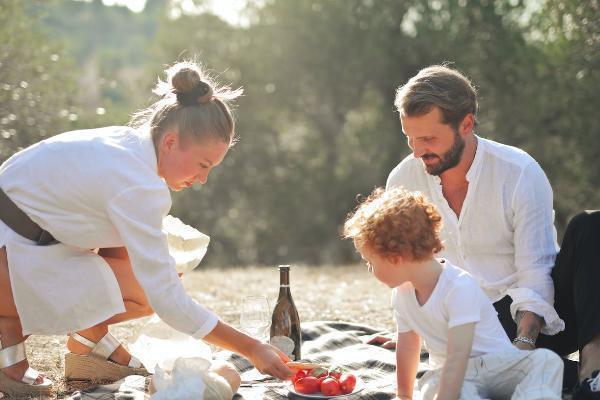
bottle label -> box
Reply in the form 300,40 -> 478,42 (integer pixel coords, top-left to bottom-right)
269,335 -> 296,360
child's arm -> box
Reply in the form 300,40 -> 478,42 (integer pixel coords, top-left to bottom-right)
435,322 -> 475,400
396,330 -> 421,400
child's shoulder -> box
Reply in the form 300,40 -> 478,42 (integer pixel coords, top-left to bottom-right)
441,260 -> 480,290
390,282 -> 416,306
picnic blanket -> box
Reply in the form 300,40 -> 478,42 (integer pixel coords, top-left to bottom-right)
68,321 -> 430,399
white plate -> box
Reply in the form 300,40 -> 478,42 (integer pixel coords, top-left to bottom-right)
288,377 -> 364,399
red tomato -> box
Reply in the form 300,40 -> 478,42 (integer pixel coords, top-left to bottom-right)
320,377 -> 341,396
339,373 -> 357,394
330,372 -> 342,380
292,370 -> 306,383
294,376 -> 320,394
317,375 -> 326,387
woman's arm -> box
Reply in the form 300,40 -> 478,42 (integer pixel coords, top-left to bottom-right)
203,320 -> 294,380
396,330 -> 421,400
435,323 -> 475,400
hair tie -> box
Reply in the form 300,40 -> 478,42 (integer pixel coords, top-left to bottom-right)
176,81 -> 213,106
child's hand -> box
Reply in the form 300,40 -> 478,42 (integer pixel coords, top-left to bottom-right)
247,342 -> 295,380
364,334 -> 397,349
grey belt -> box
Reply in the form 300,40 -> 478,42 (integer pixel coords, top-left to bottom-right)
0,188 -> 57,245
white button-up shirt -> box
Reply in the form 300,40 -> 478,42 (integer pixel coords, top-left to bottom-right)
386,136 -> 564,335
0,126 -> 219,337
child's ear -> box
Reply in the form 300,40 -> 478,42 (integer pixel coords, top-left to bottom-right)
386,253 -> 403,266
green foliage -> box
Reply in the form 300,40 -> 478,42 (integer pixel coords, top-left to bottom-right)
0,0 -> 77,162
160,0 -> 599,266
4,0 -> 598,266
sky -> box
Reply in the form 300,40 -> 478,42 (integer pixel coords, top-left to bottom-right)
99,0 -> 246,24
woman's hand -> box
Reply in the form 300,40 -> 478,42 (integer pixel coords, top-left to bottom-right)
246,341 -> 294,380
202,321 -> 294,380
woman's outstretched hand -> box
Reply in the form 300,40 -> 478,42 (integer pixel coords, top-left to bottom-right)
202,320 -> 294,380
247,341 -> 294,380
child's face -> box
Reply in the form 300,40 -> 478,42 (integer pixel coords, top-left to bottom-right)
354,240 -> 405,288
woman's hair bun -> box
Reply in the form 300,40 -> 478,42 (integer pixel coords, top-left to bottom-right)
166,63 -> 214,106
176,80 -> 214,106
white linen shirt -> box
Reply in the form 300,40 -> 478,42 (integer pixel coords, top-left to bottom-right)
0,126 -> 219,337
392,260 -> 516,368
386,136 -> 564,335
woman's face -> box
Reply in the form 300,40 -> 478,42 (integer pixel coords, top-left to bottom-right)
157,132 -> 230,191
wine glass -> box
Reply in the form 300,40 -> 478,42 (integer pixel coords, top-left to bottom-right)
240,295 -> 271,342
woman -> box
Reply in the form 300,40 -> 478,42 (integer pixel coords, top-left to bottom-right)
0,60 -> 293,397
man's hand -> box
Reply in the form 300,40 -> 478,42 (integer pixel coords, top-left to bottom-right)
365,334 -> 397,349
513,339 -> 536,351
514,310 -> 544,350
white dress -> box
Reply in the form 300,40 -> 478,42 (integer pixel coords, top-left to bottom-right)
0,126 -> 218,337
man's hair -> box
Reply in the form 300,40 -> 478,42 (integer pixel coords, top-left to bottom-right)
395,65 -> 478,130
343,187 -> 443,261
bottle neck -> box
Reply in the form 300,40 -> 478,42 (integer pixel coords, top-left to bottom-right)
278,268 -> 290,297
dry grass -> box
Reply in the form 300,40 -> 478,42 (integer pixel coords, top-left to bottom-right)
14,264 -> 394,399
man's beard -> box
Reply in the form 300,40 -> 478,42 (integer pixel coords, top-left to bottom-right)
422,132 -> 465,176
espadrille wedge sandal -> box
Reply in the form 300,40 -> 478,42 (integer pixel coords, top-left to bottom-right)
0,339 -> 53,396
65,331 -> 148,382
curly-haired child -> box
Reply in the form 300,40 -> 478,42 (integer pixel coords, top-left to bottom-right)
344,187 -> 563,400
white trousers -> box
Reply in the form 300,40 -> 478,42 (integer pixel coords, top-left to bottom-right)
418,349 -> 563,400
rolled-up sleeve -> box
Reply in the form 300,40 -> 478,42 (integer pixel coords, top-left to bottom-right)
107,185 -> 219,338
509,162 -> 563,335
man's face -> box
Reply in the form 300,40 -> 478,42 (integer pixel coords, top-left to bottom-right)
401,107 -> 466,176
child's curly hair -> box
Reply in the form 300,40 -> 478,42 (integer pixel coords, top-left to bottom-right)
343,187 -> 444,261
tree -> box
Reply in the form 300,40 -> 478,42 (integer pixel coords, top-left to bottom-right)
0,0 -> 77,162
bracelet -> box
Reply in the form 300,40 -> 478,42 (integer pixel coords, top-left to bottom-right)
512,336 -> 536,346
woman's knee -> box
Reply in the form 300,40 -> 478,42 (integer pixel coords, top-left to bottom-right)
125,300 -> 154,317
0,246 -> 18,317
567,210 -> 600,235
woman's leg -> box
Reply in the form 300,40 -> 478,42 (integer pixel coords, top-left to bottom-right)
0,246 -> 45,384
552,210 -> 600,381
66,247 -> 154,365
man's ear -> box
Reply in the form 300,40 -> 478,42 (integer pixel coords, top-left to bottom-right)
460,113 -> 475,135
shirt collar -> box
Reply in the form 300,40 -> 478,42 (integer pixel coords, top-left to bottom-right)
466,135 -> 484,183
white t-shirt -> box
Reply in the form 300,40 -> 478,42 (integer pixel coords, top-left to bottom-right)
386,136 -> 563,335
0,126 -> 219,337
392,260 -> 517,368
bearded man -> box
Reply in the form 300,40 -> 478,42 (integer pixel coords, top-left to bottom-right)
383,65 -> 600,399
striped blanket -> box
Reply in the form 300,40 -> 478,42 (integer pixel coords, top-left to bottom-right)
69,321 -> 430,399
